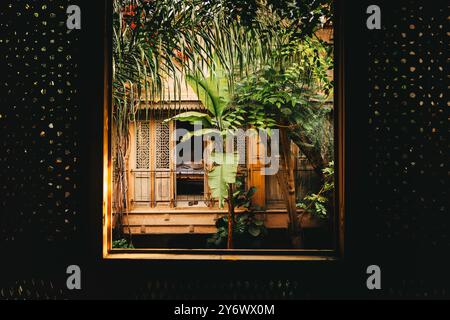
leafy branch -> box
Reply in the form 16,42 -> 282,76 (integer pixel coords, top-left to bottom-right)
297,161 -> 334,218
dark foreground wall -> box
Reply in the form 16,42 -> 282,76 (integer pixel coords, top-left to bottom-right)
0,0 -> 448,299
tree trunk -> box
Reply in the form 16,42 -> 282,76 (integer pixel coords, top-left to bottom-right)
227,184 -> 234,249
278,128 -> 303,248
290,130 -> 326,182
113,140 -> 127,238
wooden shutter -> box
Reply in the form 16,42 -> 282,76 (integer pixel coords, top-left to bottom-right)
247,131 -> 266,209
154,120 -> 173,206
134,121 -> 151,203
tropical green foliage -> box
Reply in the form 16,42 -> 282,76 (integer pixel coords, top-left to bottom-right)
297,161 -> 334,218
207,183 -> 266,248
111,0 -> 334,245
113,0 -> 332,116
207,213 -> 267,248
232,183 -> 258,210
112,238 -> 135,249
166,61 -> 242,208
208,153 -> 239,208
232,36 -> 334,177
168,59 -> 244,132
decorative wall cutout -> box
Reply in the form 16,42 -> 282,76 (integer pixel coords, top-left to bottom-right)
0,0 -> 81,243
367,1 -> 448,297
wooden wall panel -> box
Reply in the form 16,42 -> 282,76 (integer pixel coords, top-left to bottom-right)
247,131 -> 266,209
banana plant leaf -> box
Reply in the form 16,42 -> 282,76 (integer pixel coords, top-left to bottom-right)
208,152 -> 239,208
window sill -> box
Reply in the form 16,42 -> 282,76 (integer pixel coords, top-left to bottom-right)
104,249 -> 338,261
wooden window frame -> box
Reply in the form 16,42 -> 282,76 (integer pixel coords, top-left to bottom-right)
130,118 -> 210,209
102,1 -> 345,261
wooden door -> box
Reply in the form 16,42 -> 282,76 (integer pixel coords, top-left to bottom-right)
133,121 -> 152,205
154,119 -> 173,207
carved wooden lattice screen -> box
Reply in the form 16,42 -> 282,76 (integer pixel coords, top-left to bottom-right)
154,120 -> 172,205
135,122 -> 151,170
134,121 -> 151,203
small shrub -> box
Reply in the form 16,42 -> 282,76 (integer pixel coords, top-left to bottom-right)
207,182 -> 267,248
112,238 -> 134,249
297,161 -> 334,218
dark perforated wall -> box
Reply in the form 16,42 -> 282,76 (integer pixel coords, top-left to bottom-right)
0,0 -> 81,244
367,0 -> 449,298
